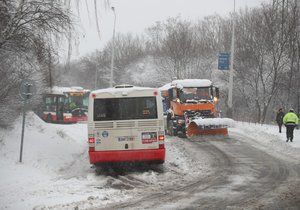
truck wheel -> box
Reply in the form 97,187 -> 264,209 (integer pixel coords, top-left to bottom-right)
178,132 -> 187,138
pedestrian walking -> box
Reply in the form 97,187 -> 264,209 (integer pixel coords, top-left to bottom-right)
276,108 -> 284,133
283,109 -> 299,142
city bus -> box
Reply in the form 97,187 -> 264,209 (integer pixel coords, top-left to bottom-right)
88,85 -> 165,166
41,86 -> 90,123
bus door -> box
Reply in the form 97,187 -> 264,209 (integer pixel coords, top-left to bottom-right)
56,95 -> 65,121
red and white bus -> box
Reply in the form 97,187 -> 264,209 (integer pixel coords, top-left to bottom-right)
88,85 -> 165,165
42,86 -> 90,123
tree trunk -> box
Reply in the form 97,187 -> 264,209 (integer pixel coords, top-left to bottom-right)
48,48 -> 53,89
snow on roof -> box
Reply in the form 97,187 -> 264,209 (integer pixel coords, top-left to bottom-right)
92,85 -> 156,95
159,83 -> 172,91
51,86 -> 87,95
171,79 -> 212,88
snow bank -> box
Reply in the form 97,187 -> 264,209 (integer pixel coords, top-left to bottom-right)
0,112 -> 86,174
2,112 -> 298,209
0,112 -> 210,210
230,122 -> 300,161
232,122 -> 300,148
0,112 -> 127,210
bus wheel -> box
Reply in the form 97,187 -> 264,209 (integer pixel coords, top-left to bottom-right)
149,161 -> 164,173
47,114 -> 52,123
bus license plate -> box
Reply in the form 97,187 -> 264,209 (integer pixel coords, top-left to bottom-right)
142,132 -> 157,144
142,134 -> 151,139
118,137 -> 134,141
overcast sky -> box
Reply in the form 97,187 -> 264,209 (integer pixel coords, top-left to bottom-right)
62,0 -> 269,61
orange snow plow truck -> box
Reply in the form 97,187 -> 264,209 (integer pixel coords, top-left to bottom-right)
160,79 -> 232,138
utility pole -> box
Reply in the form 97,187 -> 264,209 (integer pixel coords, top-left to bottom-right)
95,68 -> 98,89
110,6 -> 116,88
227,0 -> 235,118
296,0 -> 300,116
48,46 -> 53,89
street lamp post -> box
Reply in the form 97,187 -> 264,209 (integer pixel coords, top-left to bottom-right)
110,6 -> 116,88
227,0 -> 235,118
95,68 -> 98,89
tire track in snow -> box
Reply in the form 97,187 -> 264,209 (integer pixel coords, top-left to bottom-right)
98,137 -> 234,209
99,134 -> 300,209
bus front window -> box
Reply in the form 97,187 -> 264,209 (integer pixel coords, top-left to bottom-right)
68,95 -> 83,110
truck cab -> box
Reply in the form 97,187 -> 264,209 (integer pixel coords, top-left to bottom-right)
161,79 -> 220,137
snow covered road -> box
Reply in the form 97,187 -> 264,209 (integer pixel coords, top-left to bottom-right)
102,134 -> 300,209
0,113 -> 300,209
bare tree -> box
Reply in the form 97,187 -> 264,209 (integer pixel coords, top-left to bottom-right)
147,17 -> 198,80
233,1 -> 299,123
0,0 -> 71,127
101,33 -> 145,85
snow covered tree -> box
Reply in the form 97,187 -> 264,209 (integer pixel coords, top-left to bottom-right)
147,17 -> 199,80
0,0 -> 71,127
234,1 -> 300,122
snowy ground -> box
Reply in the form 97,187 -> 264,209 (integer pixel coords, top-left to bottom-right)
0,113 -> 210,209
231,121 -> 300,162
233,121 -> 300,148
0,113 -> 299,209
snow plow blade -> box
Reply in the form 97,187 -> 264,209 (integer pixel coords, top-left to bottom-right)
186,118 -> 234,138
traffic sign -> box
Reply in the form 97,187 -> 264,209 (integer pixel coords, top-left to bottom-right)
218,53 -> 230,70
19,79 -> 36,163
20,79 -> 36,100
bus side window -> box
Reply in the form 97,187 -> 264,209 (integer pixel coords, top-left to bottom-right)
45,96 -> 55,112
145,98 -> 155,108
45,97 -> 50,111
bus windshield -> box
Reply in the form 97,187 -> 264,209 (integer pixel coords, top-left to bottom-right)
94,97 -> 157,121
179,87 -> 212,101
44,95 -> 65,112
65,94 -> 89,110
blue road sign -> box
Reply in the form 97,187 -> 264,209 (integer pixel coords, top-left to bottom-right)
218,53 -> 230,70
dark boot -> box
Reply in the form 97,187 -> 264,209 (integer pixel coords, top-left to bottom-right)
279,125 -> 282,133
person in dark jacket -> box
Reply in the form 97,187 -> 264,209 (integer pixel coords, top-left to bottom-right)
276,108 -> 284,133
283,109 -> 299,142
